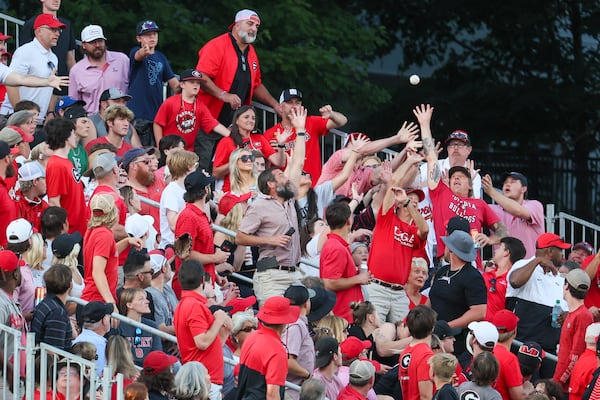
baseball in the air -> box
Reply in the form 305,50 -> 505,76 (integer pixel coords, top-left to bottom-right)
409,74 -> 420,85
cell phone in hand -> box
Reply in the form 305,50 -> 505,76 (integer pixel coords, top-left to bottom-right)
285,227 -> 295,236
220,239 -> 235,253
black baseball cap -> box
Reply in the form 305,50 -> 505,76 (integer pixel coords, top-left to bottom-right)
82,301 -> 114,323
284,284 -> 316,306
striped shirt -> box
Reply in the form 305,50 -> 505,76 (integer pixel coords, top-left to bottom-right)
31,294 -> 72,350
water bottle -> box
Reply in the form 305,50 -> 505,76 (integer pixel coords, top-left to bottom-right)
551,300 -> 562,328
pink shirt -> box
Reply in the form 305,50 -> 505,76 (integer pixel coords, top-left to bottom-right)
69,50 -> 129,113
489,200 -> 544,259
317,149 -> 374,198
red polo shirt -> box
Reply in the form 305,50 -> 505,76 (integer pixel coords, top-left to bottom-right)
173,290 -> 224,384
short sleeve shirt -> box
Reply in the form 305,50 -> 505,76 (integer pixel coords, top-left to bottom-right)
399,342 -> 434,400
46,155 -> 87,235
81,226 -> 118,302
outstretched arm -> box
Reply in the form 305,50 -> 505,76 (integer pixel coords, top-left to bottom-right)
5,70 -> 68,90
381,153 -> 423,215
319,104 -> 348,129
482,174 -> 532,220
413,104 -> 440,191
287,107 -> 308,189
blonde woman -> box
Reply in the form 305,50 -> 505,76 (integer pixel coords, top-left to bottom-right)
314,315 -> 349,344
81,194 -> 142,313
52,232 -> 85,315
228,148 -> 258,196
405,257 -> 430,309
107,335 -> 140,398
26,233 -> 47,289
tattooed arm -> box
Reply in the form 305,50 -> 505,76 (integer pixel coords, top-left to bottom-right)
412,104 -> 440,190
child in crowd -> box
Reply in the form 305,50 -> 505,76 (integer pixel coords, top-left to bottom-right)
429,353 -> 459,400
457,351 -> 501,400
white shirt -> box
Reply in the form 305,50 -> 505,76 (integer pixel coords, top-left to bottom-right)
506,256 -> 566,308
159,181 -> 186,248
0,38 -> 57,119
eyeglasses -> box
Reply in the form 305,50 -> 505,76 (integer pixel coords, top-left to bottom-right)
41,26 -> 62,34
489,278 -> 497,293
139,270 -> 153,276
447,142 -> 468,149
239,154 -> 255,163
47,61 -> 56,70
134,158 -> 152,165
58,369 -> 79,377
239,326 -> 256,333
363,164 -> 381,169
134,328 -> 142,345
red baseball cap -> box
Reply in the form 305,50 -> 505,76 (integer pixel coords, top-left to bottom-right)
228,295 -> 257,315
34,14 -> 66,30
340,336 -> 372,360
218,192 -> 251,216
0,250 -> 19,273
536,233 -> 571,250
0,33 -> 11,41
492,309 -> 519,333
142,351 -> 177,375
405,188 -> 425,202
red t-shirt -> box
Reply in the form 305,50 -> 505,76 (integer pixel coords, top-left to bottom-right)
46,155 -> 88,235
196,33 -> 262,119
582,255 -> 600,313
320,233 -> 364,323
337,385 -> 367,400
553,304 -> 594,390
429,182 -> 499,269
408,294 -> 429,310
135,179 -> 165,232
368,207 -> 423,285
213,134 -> 277,192
154,94 -> 219,151
399,342 -> 434,400
173,290 -> 224,384
81,226 -> 118,302
91,185 -> 127,225
172,203 -> 216,297
14,190 -> 48,234
569,348 -> 597,399
263,116 -> 329,185
493,344 -> 523,399
85,136 -> 132,158
483,270 -> 508,321
0,177 -> 16,246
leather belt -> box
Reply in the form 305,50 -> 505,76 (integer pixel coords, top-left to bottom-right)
256,264 -> 297,272
372,278 -> 404,291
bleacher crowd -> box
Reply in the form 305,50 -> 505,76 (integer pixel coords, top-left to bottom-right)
1,4 -> 600,400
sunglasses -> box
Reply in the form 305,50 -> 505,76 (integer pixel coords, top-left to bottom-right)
134,327 -> 142,345
134,158 -> 152,165
239,154 -> 255,163
239,326 -> 256,333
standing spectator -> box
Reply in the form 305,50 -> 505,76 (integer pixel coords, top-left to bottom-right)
117,251 -> 155,320
282,284 -> 317,398
88,88 -> 141,146
172,171 -> 229,296
0,251 -> 25,366
338,359 -> 376,400
55,96 -> 85,118
457,352 -> 502,400
15,161 -> 47,233
195,9 -> 281,171
312,337 -> 345,400
406,258 -> 431,309
483,172 -> 544,258
483,237 -> 526,321
320,202 -> 368,323
19,0 -> 77,97
236,296 -> 300,400
51,232 -> 85,310
366,153 -> 428,323
31,264 -> 73,350
569,242 -> 594,265
7,218 -> 36,321
0,141 -> 16,247
236,167 -> 301,306
153,69 -> 229,152
263,88 -> 347,184
85,104 -> 134,157
40,206 -> 68,268
569,323 -> 600,400
173,259 -> 233,400
69,25 -> 129,113
64,105 -> 91,176
118,288 -> 163,366
398,305 -> 436,400
491,310 -> 525,400
553,269 -> 593,392
429,353 -> 459,400
72,301 -> 113,376
128,20 -> 179,145
0,14 -> 64,119
428,230 -> 487,365
507,233 -> 570,366
45,118 -> 87,234
137,350 -> 178,400
416,103 -> 507,269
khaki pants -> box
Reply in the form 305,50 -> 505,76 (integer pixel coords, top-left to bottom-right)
366,282 -> 410,323
253,269 -> 301,307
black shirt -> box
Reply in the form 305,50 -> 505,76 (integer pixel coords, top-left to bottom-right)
217,34 -> 252,125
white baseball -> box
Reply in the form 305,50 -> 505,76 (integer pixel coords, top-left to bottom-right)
409,74 -> 420,85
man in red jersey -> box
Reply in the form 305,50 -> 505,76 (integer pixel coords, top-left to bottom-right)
491,310 -> 525,400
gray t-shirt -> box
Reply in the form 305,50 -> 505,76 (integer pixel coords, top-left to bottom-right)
457,381 -> 502,400
145,285 -> 178,327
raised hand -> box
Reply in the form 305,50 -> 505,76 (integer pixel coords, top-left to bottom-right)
290,106 -> 308,132
396,121 -> 420,143
349,134 -> 370,153
412,104 -> 434,125
319,104 -> 333,119
47,70 -> 69,90
466,159 -> 480,180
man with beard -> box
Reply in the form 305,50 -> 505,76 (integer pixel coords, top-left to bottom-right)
85,104 -> 134,157
15,161 -> 48,233
237,167 -> 301,306
174,172 -> 230,292
507,232 -> 570,377
45,118 -> 87,235
195,9 -> 281,172
0,141 -> 17,246
69,25 -> 129,114
122,147 -> 165,232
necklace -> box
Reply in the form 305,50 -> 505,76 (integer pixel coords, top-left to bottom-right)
439,266 -> 463,284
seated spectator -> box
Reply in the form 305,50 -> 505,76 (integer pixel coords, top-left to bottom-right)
118,287 -> 162,366
15,161 -> 48,233
299,218 -> 330,278
7,218 -> 36,321
40,206 -> 68,268
559,260 -> 581,276
406,257 -> 430,309
155,134 -> 185,183
124,382 -> 149,400
534,379 -> 563,400
0,125 -> 33,190
72,301 -> 113,376
64,106 -> 92,176
429,353 -> 459,400
51,232 -> 84,314
312,337 -> 344,400
568,242 -> 594,265
517,342 -> 544,396
229,312 -> 258,359
350,242 -> 368,274
40,359 -> 89,400
457,351 -> 502,400
491,310 -> 525,400
106,334 -> 140,395
314,315 -> 349,344
30,264 -> 73,350
117,249 -> 155,319
299,379 -> 326,400
173,361 -> 210,400
137,350 -> 178,400
30,141 -> 52,169
227,148 -> 258,196
26,233 -> 46,290
337,359 -> 376,400
347,301 -> 380,360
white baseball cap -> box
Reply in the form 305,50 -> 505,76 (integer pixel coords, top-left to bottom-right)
18,161 -> 45,182
81,25 -> 107,43
6,218 -> 33,244
228,9 -> 260,30
466,321 -> 498,354
125,213 -> 154,239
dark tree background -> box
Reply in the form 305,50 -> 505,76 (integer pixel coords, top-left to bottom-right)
4,0 -> 600,221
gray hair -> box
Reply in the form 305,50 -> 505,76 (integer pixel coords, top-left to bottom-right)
7,110 -> 35,127
174,361 -> 209,400
232,312 -> 258,335
299,379 -> 326,400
